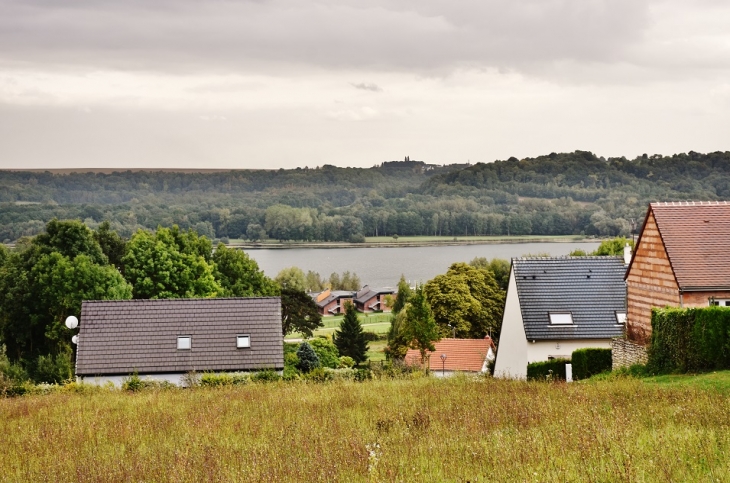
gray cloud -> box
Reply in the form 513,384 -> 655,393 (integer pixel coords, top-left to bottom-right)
0,0 -> 653,77
351,83 -> 383,92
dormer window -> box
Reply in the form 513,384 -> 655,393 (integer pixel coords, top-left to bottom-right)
549,312 -> 573,325
615,312 -> 627,324
177,336 -> 191,350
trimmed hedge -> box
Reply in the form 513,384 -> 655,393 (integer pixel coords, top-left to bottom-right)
649,306 -> 730,373
526,359 -> 569,381
571,348 -> 612,380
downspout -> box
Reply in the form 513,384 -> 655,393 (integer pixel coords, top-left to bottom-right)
679,289 -> 684,308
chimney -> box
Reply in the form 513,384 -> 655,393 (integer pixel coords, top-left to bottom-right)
623,243 -> 632,265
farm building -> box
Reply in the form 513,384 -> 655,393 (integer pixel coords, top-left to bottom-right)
404,337 -> 496,377
75,297 -> 284,386
493,257 -> 626,379
353,286 -> 395,313
625,201 -> 730,344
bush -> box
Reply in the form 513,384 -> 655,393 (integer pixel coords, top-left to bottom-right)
122,372 -> 144,392
338,356 -> 355,368
200,372 -> 250,387
571,348 -> 612,380
362,332 -> 386,342
251,370 -> 282,383
308,338 -> 340,369
296,342 -> 320,373
349,233 -> 366,243
649,307 -> 730,373
32,351 -> 73,384
526,359 -> 569,381
304,367 -> 334,383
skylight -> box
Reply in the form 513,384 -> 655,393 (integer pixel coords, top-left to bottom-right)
177,336 -> 191,350
615,312 -> 627,324
549,313 -> 573,325
237,335 -> 251,349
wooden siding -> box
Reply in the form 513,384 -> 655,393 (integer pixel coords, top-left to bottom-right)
626,210 -> 679,344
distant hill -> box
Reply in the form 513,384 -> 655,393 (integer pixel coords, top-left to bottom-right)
1,152 -> 729,243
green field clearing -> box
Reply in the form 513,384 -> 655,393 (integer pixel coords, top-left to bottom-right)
641,370 -> 730,392
284,313 -> 391,340
3,375 -> 730,481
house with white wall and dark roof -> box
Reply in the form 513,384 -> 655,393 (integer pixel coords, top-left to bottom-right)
75,297 -> 284,386
493,257 -> 627,379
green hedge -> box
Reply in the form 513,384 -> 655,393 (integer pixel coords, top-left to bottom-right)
526,359 -> 569,381
571,348 -> 612,380
649,306 -> 730,373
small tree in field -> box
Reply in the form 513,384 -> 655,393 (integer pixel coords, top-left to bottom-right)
404,284 -> 440,369
334,302 -> 369,365
296,342 -> 320,373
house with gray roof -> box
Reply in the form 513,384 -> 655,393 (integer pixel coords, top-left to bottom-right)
353,286 -> 395,313
312,289 -> 356,315
493,257 -> 626,379
75,297 -> 284,386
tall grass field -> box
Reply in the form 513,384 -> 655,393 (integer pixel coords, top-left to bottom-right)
2,376 -> 730,482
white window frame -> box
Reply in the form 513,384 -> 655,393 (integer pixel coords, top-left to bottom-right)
177,336 -> 192,350
236,335 -> 251,349
615,312 -> 627,325
709,299 -> 730,307
549,312 -> 574,325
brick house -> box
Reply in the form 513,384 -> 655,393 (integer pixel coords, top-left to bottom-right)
313,288 -> 356,315
625,201 -> 730,344
353,286 -> 395,313
75,297 -> 284,386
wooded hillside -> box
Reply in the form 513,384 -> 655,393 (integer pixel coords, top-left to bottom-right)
2,151 -> 729,242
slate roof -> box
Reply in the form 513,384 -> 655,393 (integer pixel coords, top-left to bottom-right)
76,297 -> 284,376
644,201 -> 730,290
513,257 -> 626,340
314,290 -> 355,308
354,286 -> 395,304
404,337 -> 495,372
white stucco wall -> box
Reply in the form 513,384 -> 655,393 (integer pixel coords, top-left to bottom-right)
526,339 -> 612,364
494,267 -> 529,379
78,373 -> 187,387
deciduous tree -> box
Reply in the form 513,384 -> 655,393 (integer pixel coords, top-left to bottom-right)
280,287 -> 323,337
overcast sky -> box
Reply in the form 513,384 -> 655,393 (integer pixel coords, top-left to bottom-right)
1,0 -> 729,169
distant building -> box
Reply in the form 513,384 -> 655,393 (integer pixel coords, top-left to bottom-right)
494,257 -> 626,379
625,201 -> 730,344
405,337 -> 496,377
353,286 -> 395,313
75,297 -> 284,386
312,288 -> 356,315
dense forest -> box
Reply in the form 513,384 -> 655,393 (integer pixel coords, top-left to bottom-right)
2,151 -> 730,243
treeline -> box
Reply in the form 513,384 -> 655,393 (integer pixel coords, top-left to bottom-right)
3,151 -> 730,242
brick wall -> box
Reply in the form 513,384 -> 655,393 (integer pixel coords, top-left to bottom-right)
626,210 -> 680,344
682,291 -> 730,307
611,338 -> 648,370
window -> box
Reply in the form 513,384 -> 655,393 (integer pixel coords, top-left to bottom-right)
615,312 -> 627,324
237,335 -> 251,349
177,336 -> 191,350
549,312 -> 573,325
710,299 -> 730,307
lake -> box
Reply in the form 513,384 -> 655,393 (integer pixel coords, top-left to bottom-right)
247,242 -> 601,288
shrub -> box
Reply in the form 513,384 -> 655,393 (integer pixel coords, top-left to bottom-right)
200,373 -> 234,387
526,359 -> 569,381
349,233 -> 366,243
32,351 -> 73,384
304,367 -> 334,383
282,366 -> 301,381
251,370 -> 282,383
571,348 -> 612,380
649,307 -> 730,373
362,332 -> 385,342
122,372 -> 144,392
296,342 -> 320,373
338,356 -> 355,368
308,338 -> 340,369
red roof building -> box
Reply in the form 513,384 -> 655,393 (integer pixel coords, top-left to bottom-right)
626,201 -> 730,344
405,337 -> 496,376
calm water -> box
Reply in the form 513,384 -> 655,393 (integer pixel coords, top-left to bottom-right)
247,242 -> 601,288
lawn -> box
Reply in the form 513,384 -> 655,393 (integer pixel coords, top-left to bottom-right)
641,370 -> 730,392
2,376 -> 730,481
284,313 -> 391,340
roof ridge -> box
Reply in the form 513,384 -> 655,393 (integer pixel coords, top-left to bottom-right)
82,296 -> 281,303
651,200 -> 730,207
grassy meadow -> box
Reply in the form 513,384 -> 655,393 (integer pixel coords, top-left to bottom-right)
3,375 -> 730,482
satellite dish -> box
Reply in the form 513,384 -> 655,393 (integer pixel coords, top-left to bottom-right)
65,316 -> 79,330
71,335 -> 79,345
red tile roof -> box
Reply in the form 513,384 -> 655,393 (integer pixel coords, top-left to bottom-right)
648,201 -> 730,290
404,337 -> 495,372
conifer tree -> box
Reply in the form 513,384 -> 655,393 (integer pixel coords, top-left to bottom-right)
333,302 -> 368,364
